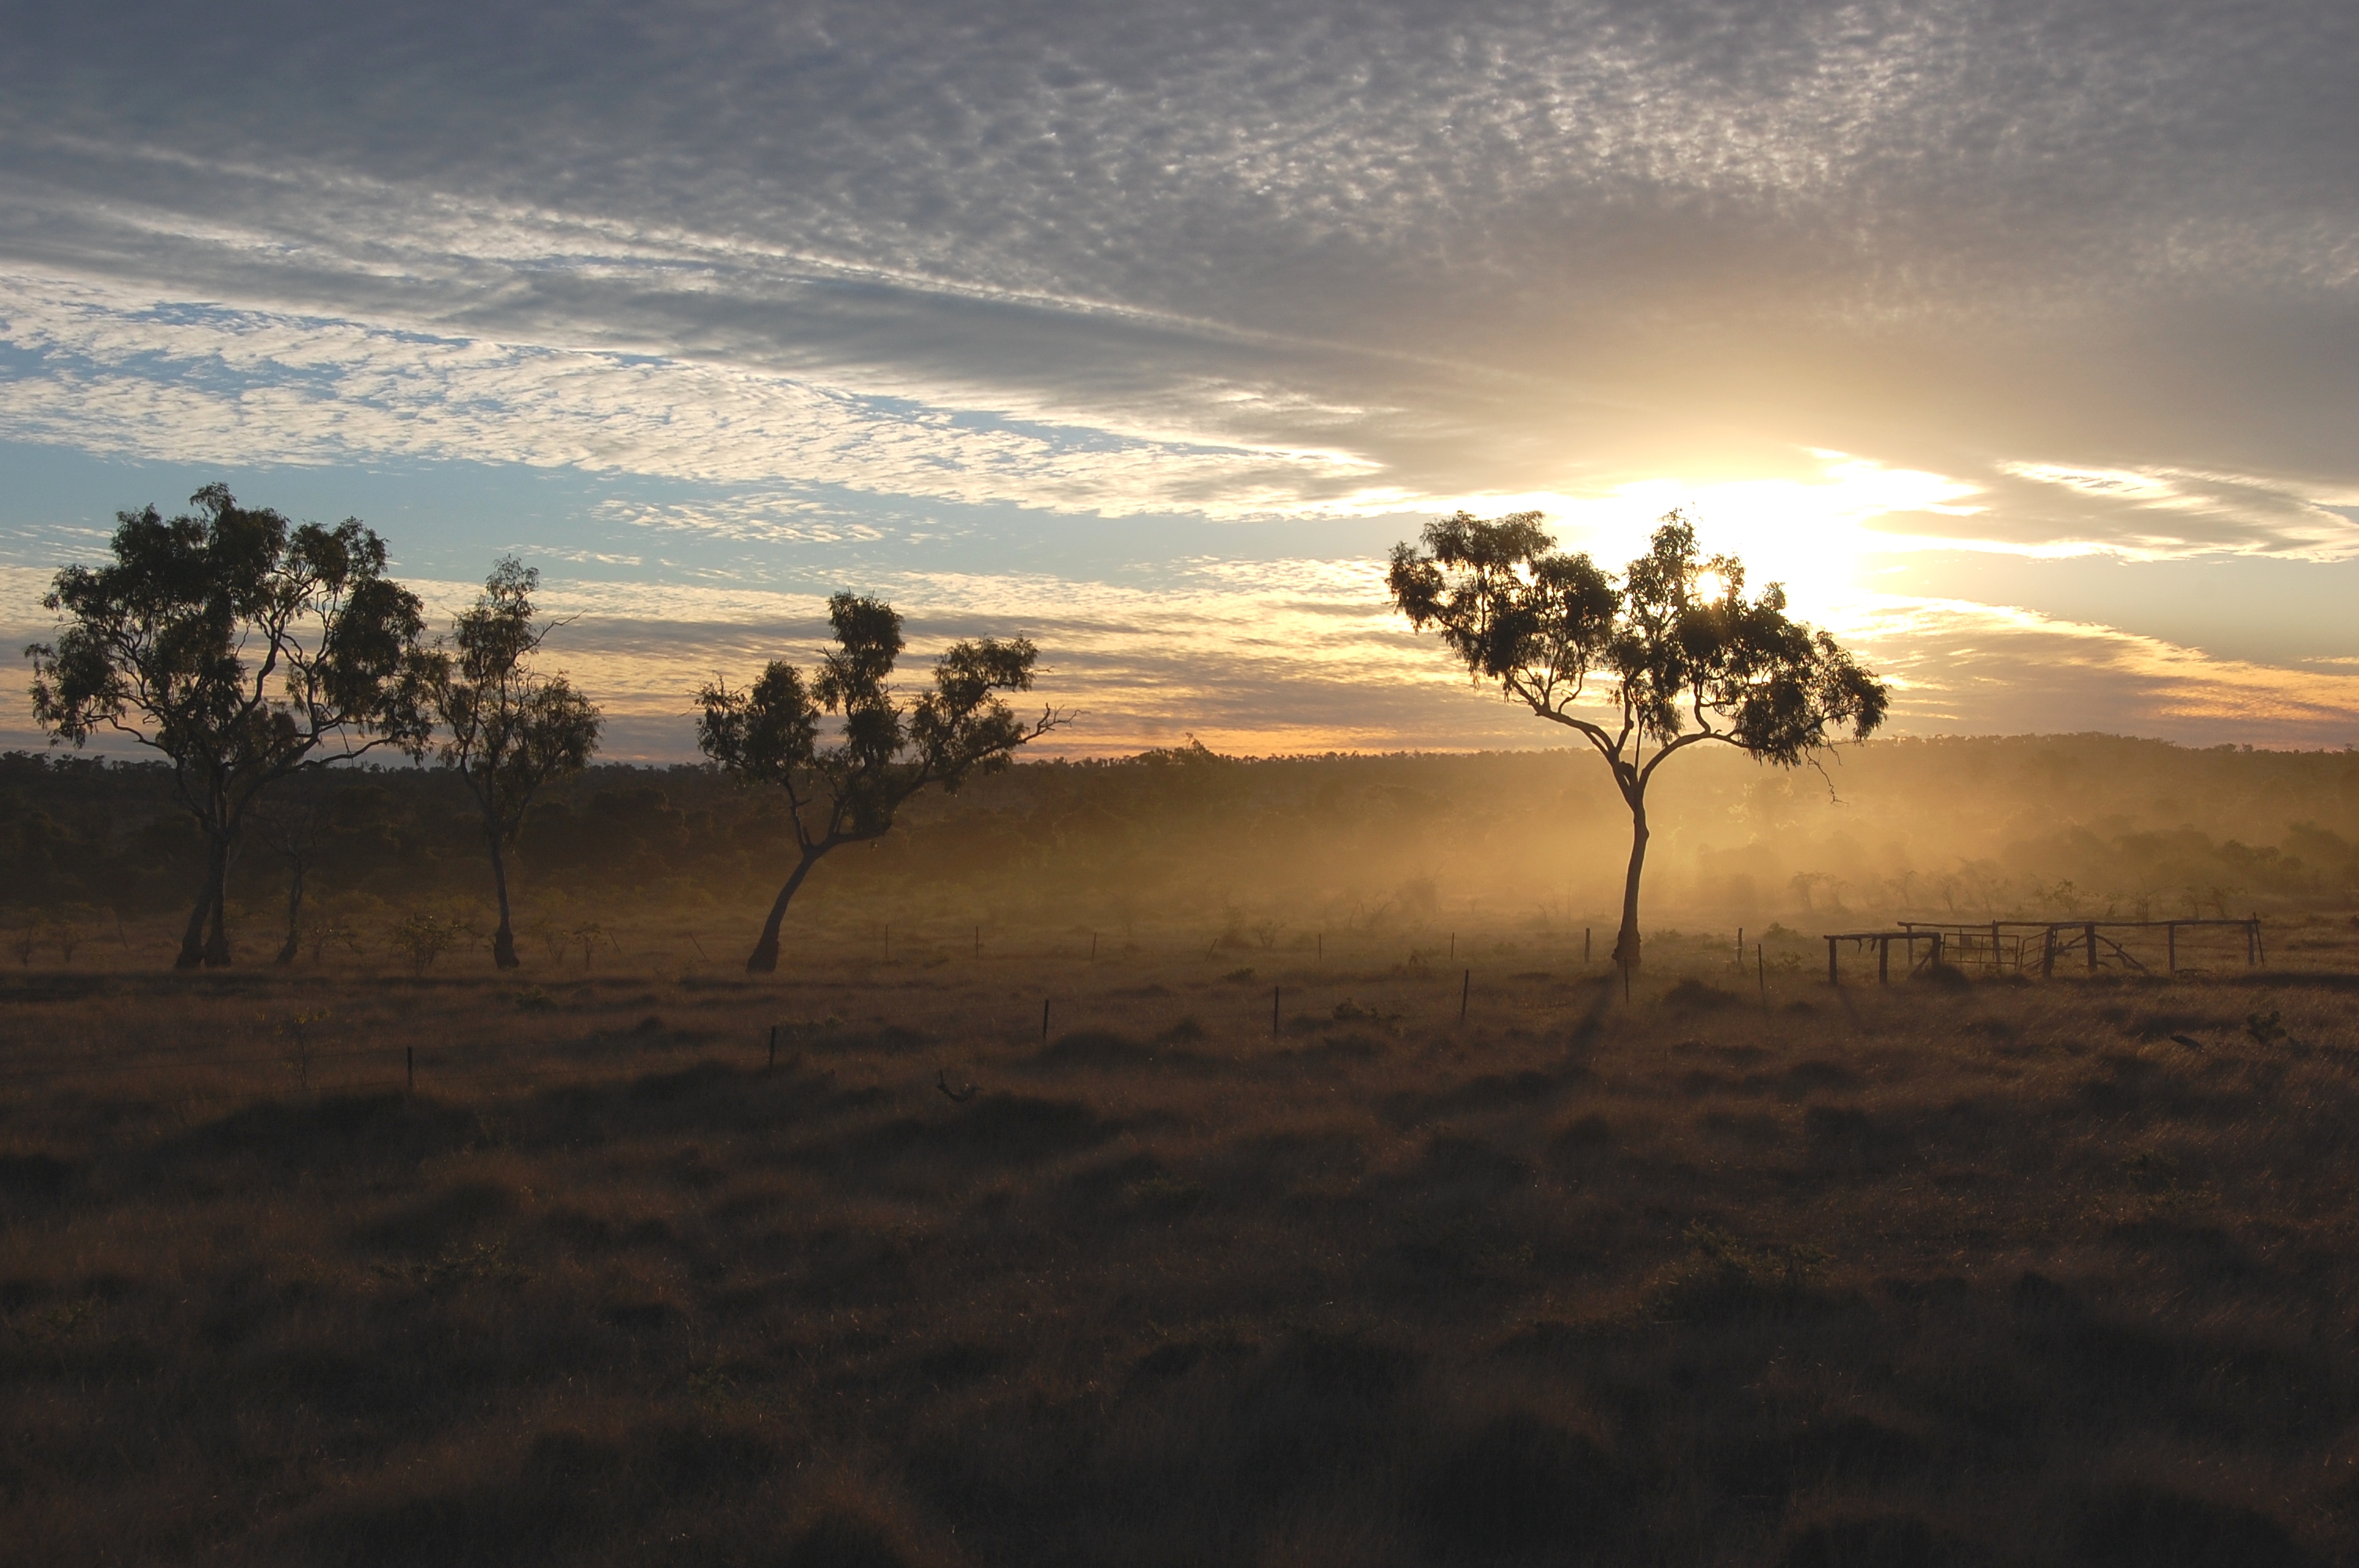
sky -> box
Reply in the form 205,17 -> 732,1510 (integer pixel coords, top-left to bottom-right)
3,0 -> 2357,759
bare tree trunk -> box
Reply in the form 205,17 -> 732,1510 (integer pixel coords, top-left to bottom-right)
274,858 -> 305,965
488,828 -> 520,969
202,877 -> 232,967
748,848 -> 829,973
1612,795 -> 1648,978
177,837 -> 231,970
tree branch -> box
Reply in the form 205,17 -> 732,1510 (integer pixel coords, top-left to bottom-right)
1637,728 -> 1736,789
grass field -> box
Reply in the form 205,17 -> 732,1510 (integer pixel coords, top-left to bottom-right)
5,916 -> 2359,1566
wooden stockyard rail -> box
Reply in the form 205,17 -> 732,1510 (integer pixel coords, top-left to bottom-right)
1822,918 -> 2264,984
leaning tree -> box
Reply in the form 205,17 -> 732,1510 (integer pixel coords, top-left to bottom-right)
1388,510 -> 1888,978
696,593 -> 1066,973
416,557 -> 603,967
26,485 -> 430,967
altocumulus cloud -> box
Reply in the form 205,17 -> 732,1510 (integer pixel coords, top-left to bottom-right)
2,0 -> 2357,752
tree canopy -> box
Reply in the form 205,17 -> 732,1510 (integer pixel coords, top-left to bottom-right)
1390,510 -> 1888,766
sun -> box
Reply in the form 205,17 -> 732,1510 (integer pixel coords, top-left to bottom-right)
1481,454 -> 1983,620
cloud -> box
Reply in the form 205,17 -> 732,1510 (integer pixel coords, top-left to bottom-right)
1835,596 -> 2359,747
0,0 -> 2350,548
0,276 -> 1401,509
1996,462 -> 2359,559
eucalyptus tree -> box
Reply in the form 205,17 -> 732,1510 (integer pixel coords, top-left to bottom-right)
416,557 -> 603,968
1388,510 -> 1887,978
696,593 -> 1066,973
26,485 -> 430,967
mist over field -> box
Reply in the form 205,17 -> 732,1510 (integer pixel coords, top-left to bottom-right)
10,735 -> 2357,971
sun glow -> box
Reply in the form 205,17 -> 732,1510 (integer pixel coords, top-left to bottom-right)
1451,453 -> 1983,619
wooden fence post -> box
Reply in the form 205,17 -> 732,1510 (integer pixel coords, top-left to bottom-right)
2041,927 -> 2055,978
1826,936 -> 1838,985
1877,936 -> 1889,984
1459,968 -> 1470,1022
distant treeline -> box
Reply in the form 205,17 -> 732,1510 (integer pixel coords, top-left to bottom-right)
6,733 -> 2359,950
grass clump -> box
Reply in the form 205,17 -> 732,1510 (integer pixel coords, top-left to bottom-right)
1636,1222 -> 1833,1323
1661,976 -> 1744,1011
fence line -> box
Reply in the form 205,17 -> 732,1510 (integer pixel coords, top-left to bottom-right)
1825,918 -> 2265,984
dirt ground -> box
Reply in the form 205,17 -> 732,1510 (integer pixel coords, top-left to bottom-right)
4,916 -> 2358,1566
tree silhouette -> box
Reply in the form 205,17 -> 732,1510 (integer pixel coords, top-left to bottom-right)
416,558 -> 602,967
251,791 -> 325,966
25,486 -> 429,967
696,593 -> 1065,972
1389,510 -> 1886,978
